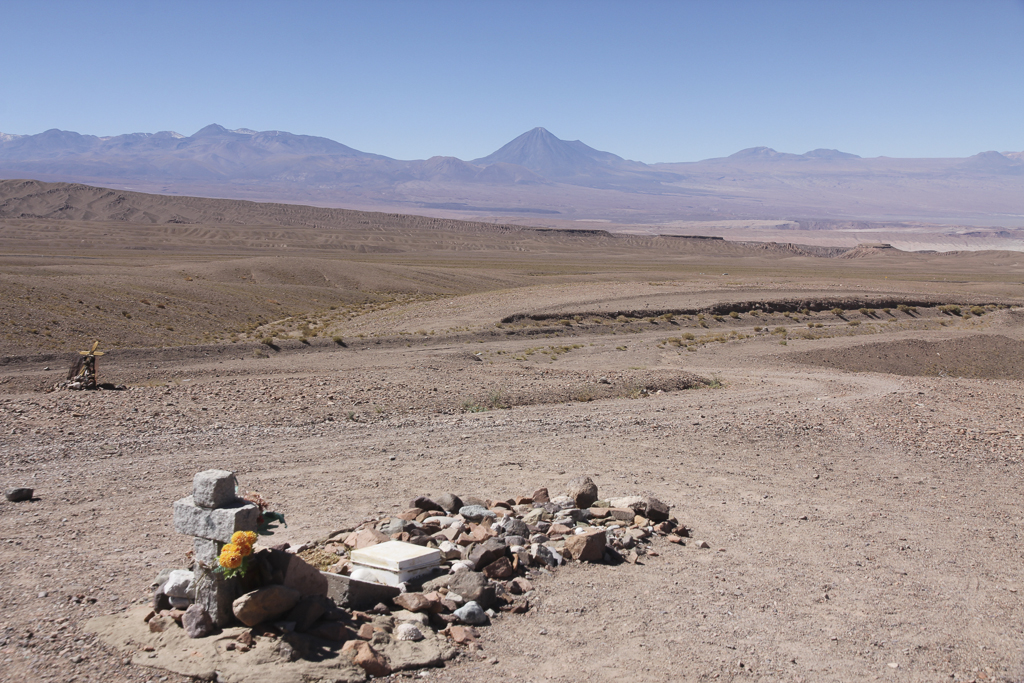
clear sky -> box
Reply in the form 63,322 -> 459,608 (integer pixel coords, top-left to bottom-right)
2,0 -> 1022,163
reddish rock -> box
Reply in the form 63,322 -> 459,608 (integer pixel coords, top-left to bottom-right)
393,592 -> 431,612
482,556 -> 514,580
565,476 -> 599,509
532,487 -> 550,503
148,615 -> 174,633
449,625 -> 479,644
653,521 -> 674,535
564,530 -> 607,562
666,534 -> 684,544
547,523 -> 572,537
343,528 -> 390,549
508,577 -> 533,595
588,507 -> 611,519
502,599 -> 530,614
357,622 -> 375,639
515,496 -> 534,505
398,508 -> 423,521
347,640 -> 391,677
607,508 -> 636,521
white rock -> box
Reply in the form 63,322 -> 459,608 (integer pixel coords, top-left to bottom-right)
437,540 -> 462,561
162,569 -> 196,599
449,560 -> 473,574
395,623 -> 425,641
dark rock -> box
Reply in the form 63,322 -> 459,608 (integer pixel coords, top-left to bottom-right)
447,571 -> 495,609
433,493 -> 464,513
5,488 -> 33,502
497,516 -> 529,538
482,557 -> 514,580
260,549 -> 328,597
182,604 -> 215,638
566,476 -> 598,509
504,535 -> 528,547
410,496 -> 443,512
640,495 -> 671,522
468,538 -> 506,571
322,572 -> 401,610
532,487 -> 550,503
152,587 -> 172,612
286,595 -> 327,632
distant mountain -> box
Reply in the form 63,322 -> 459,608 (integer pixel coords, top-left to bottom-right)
957,150 -> 1024,175
802,148 -> 861,160
723,146 -> 860,161
0,124 -> 1022,225
472,127 -> 638,179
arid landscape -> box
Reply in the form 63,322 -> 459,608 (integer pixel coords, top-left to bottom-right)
2,181 -> 1024,682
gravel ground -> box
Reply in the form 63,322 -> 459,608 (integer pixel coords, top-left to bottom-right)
2,298 -> 1023,683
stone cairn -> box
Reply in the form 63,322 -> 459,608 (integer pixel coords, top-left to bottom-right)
173,470 -> 259,626
143,472 -> 694,678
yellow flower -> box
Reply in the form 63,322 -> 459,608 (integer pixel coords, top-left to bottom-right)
219,549 -> 243,570
231,531 -> 257,547
220,542 -> 240,557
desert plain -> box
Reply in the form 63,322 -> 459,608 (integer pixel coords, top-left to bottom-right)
1,180 -> 1024,682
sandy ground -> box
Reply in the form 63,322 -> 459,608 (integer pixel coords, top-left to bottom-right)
2,285 -> 1023,683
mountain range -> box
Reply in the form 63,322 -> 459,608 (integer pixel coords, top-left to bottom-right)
1,124 -> 1022,225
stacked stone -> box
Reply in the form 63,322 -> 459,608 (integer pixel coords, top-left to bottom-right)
173,469 -> 258,626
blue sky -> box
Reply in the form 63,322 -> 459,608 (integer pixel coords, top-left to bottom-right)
2,1 -> 1022,162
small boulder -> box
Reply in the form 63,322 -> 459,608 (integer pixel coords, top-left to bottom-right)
433,493 -> 464,513
447,571 -> 495,609
564,529 -> 607,562
232,585 -> 301,627
468,538 -> 506,571
453,601 -> 487,625
640,495 -> 670,522
497,516 -> 529,538
4,488 -> 33,503
532,487 -> 550,503
458,505 -> 495,522
182,604 -> 215,639
410,496 -> 443,512
345,640 -> 391,677
482,557 -> 514,580
393,592 -> 431,613
162,569 -> 196,599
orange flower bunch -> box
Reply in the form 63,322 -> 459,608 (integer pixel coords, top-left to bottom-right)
216,530 -> 258,578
